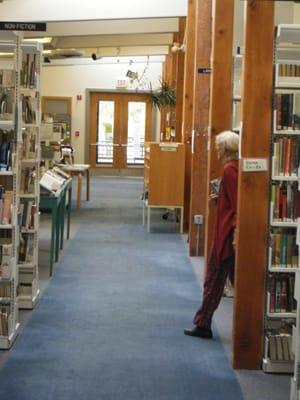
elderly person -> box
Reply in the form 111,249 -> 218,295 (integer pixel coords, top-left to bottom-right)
184,130 -> 239,339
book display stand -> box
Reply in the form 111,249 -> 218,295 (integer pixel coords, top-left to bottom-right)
142,142 -> 185,233
263,25 -> 300,374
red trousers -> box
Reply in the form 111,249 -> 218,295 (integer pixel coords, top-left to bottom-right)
193,252 -> 235,329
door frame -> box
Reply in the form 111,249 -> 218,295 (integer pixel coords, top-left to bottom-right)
86,89 -> 153,170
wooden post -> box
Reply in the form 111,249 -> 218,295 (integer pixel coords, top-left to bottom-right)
175,17 -> 186,142
204,0 -> 234,261
233,1 -> 274,370
182,0 -> 196,231
188,0 -> 212,256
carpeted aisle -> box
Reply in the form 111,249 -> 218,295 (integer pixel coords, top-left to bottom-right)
0,177 -> 243,400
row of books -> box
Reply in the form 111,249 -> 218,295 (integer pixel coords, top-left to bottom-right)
269,274 -> 296,313
17,284 -> 32,296
0,89 -> 14,120
22,95 -> 36,124
275,93 -> 300,131
273,137 -> 300,176
271,182 -> 300,222
268,334 -> 293,361
0,70 -> 14,88
0,188 -> 13,225
20,54 -> 37,89
270,231 -> 298,268
19,166 -> 36,194
0,130 -> 14,171
22,129 -> 36,159
19,199 -> 37,231
0,283 -> 11,298
0,306 -> 11,336
278,64 -> 300,78
18,233 -> 34,264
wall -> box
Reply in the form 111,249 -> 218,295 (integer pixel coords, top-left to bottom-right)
40,60 -> 163,163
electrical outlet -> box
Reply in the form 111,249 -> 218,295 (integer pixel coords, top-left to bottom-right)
194,214 -> 203,225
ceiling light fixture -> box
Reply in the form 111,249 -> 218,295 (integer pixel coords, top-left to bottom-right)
23,37 -> 52,44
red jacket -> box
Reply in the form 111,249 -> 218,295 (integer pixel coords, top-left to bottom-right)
213,160 -> 238,266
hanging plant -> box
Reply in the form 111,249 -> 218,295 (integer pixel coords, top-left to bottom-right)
150,80 -> 176,110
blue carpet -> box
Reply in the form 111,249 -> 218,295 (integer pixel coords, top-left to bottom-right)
0,177 -> 244,400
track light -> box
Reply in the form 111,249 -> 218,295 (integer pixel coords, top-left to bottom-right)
91,53 -> 101,61
171,42 -> 186,53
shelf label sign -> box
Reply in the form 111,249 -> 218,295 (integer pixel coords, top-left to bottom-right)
198,67 -> 211,74
0,22 -> 47,31
242,158 -> 268,172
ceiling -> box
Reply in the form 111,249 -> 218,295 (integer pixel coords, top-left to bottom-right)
23,18 -> 180,61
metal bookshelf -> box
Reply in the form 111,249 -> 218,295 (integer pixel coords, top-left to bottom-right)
17,41 -> 42,310
0,32 -> 21,349
263,24 -> 300,375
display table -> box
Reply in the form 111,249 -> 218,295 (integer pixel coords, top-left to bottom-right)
59,164 -> 90,209
40,178 -> 72,276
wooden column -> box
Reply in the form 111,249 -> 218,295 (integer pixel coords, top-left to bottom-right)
182,0 -> 196,230
188,0 -> 212,256
175,17 -> 186,142
204,0 -> 234,260
233,1 -> 274,370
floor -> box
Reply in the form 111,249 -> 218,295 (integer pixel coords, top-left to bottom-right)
0,176 -> 291,399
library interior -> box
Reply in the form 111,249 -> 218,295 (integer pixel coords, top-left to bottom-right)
0,0 -> 300,399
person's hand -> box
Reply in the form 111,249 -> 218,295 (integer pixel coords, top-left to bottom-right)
209,192 -> 218,202
232,229 -> 237,251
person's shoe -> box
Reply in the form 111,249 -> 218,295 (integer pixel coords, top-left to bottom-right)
184,326 -> 213,339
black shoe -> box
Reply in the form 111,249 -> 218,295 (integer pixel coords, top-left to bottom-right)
184,326 -> 213,339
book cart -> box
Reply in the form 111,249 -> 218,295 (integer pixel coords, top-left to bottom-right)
17,41 -> 42,309
263,25 -> 300,374
143,142 -> 185,233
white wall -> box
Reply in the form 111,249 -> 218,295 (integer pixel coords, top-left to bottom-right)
0,0 -> 187,21
41,61 -> 163,163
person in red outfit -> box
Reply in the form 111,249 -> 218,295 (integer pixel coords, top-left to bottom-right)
184,130 -> 239,339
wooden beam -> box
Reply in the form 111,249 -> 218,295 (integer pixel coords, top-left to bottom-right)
204,0 -> 234,261
175,17 -> 186,142
188,0 -> 212,256
233,1 -> 274,370
182,0 -> 196,231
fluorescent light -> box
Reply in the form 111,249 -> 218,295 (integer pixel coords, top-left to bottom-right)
24,37 -> 52,44
42,50 -> 53,55
0,52 -> 13,57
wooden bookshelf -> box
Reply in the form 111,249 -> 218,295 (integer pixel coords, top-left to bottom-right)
143,142 -> 185,232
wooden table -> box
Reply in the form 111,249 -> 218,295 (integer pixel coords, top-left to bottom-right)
60,164 -> 90,209
40,178 -> 72,276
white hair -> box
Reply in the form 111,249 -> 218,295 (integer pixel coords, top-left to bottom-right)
215,130 -> 239,160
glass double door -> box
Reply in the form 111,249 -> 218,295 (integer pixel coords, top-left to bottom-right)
89,92 -> 152,170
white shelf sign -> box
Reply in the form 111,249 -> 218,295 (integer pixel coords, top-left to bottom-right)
242,158 -> 268,172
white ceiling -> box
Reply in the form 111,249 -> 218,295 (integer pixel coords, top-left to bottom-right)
0,0 -> 187,21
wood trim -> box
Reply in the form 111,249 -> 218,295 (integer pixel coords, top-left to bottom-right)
188,0 -> 212,256
175,17 -> 186,142
182,0 -> 196,231
89,92 -> 152,169
233,1 -> 275,370
204,0 -> 234,261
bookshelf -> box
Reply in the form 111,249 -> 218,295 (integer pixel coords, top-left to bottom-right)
263,24 -> 300,374
17,41 -> 42,310
142,142 -> 185,233
0,32 -> 22,348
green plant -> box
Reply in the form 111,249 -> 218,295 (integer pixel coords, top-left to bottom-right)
150,80 -> 176,110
